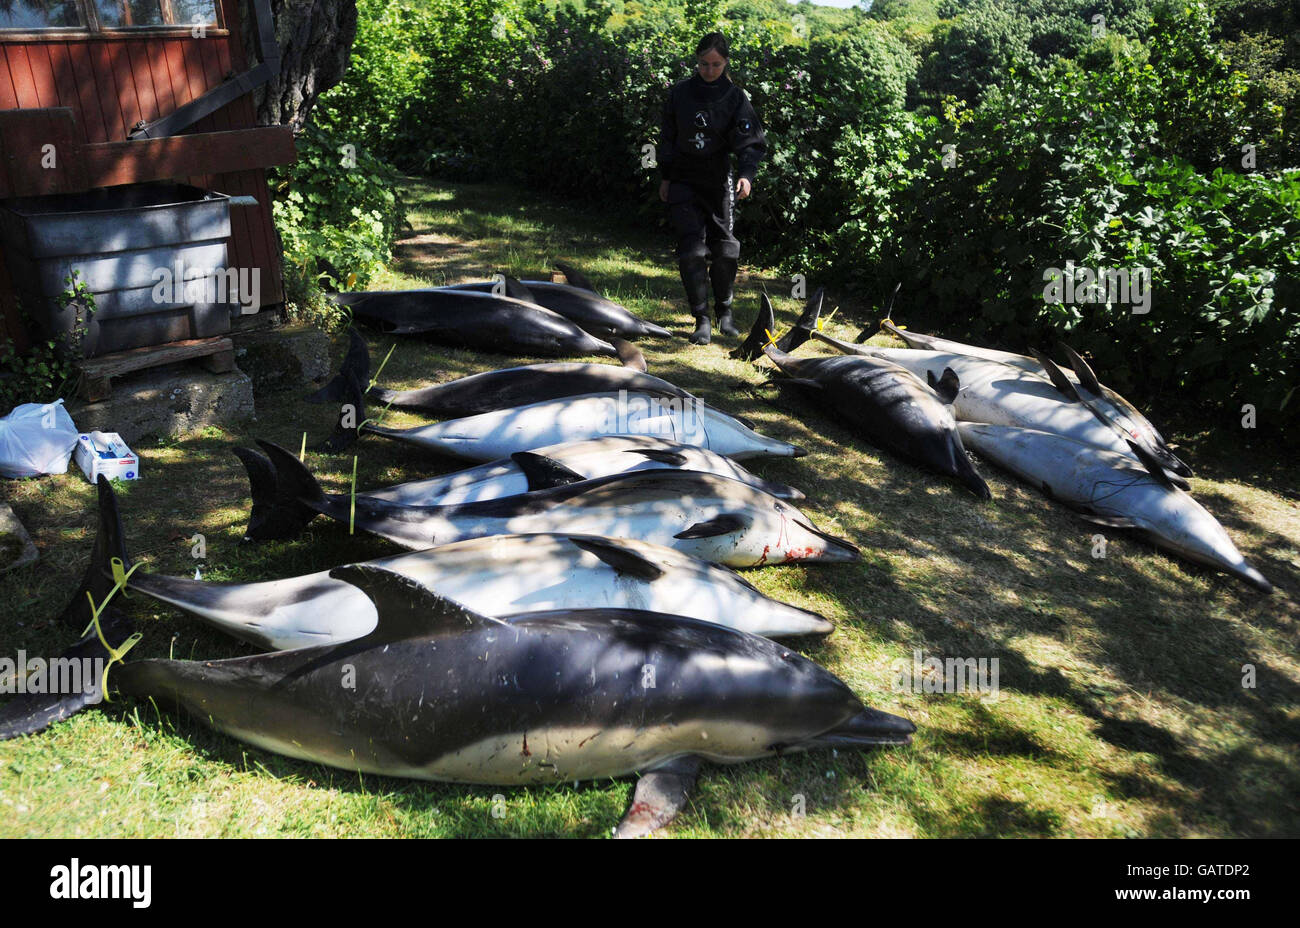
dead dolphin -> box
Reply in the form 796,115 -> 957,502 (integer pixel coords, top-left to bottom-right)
347,436 -> 805,505
812,332 -> 1186,482
79,475 -> 833,649
309,328 -> 689,418
246,439 -> 857,567
330,287 -> 625,359
446,264 -> 673,340
758,341 -> 991,499
873,320 -> 1190,477
1,569 -> 915,838
958,423 -> 1271,592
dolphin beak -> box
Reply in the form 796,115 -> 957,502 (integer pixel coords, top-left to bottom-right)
811,707 -> 916,747
1235,563 -> 1274,594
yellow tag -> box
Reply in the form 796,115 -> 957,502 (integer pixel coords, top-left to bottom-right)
110,557 -> 129,598
816,308 -> 838,331
763,328 -> 779,350
300,431 -> 307,462
880,319 -> 906,331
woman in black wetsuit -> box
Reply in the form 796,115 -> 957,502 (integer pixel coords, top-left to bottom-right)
657,32 -> 767,345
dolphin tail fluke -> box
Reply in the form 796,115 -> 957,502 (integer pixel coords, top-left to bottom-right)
613,338 -> 648,371
614,755 -> 701,839
775,287 -> 824,352
232,446 -> 319,541
0,608 -> 134,742
315,362 -> 368,453
305,328 -> 370,405
255,440 -> 330,515
58,474 -> 133,633
732,291 -> 777,361
807,707 -> 916,748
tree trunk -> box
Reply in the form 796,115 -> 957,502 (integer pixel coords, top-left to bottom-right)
240,0 -> 359,131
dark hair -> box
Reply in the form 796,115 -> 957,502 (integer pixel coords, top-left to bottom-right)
695,32 -> 729,59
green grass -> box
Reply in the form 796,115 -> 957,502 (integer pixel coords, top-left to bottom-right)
1,176 -> 1296,838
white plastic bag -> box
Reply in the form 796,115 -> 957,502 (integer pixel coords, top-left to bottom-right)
0,399 -> 79,478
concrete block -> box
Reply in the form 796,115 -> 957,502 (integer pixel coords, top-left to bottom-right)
66,365 -> 255,445
231,324 -> 331,398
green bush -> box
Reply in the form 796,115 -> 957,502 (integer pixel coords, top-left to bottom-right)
866,2 -> 1296,433
268,124 -> 406,295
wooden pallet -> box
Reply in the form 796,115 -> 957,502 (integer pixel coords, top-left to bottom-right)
77,336 -> 236,403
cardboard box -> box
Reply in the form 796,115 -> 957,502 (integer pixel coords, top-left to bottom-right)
74,431 -> 140,482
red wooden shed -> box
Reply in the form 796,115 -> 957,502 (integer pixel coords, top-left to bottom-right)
0,0 -> 295,351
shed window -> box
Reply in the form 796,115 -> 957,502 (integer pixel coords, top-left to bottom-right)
0,2 -> 86,30
0,0 -> 221,30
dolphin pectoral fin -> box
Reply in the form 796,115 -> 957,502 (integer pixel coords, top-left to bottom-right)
926,367 -> 961,404
554,260 -> 602,295
614,755 -> 701,839
1056,341 -> 1104,395
1077,512 -> 1139,529
569,538 -> 666,582
510,452 -> 587,490
674,513 -> 750,539
1029,348 -> 1084,402
329,565 -> 503,642
612,338 -> 647,371
1124,439 -> 1189,490
626,447 -> 688,466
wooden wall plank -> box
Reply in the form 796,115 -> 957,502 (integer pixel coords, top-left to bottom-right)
6,46 -> 43,108
106,41 -> 143,135
65,43 -> 108,144
124,40 -> 159,124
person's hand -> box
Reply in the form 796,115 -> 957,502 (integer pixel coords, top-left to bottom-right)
659,180 -> 670,202
735,177 -> 752,200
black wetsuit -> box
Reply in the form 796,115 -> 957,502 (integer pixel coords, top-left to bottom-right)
658,72 -> 766,333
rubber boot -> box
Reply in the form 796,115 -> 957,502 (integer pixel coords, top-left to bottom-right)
679,254 -> 711,344
690,313 -> 712,345
710,255 -> 740,336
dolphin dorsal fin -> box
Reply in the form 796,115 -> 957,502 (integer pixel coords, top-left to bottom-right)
569,537 -> 665,581
1029,348 -> 1083,402
674,513 -> 750,539
554,261 -> 601,295
926,367 -> 961,404
626,447 -> 688,466
500,275 -> 536,303
330,565 -> 501,641
511,452 -> 587,491
1125,440 -> 1189,490
1057,342 -> 1104,395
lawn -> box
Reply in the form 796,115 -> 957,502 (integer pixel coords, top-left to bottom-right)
0,175 -> 1296,838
